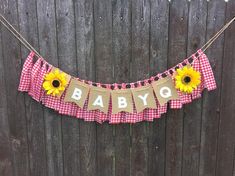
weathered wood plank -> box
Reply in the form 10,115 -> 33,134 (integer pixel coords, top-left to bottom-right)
199,1 -> 226,176
1,1 -> 30,176
94,0 -> 114,175
1,1 -> 235,176
112,0 -> 131,175
55,0 -> 80,176
0,23 -> 14,176
182,1 -> 207,176
148,0 -> 169,175
17,1 -> 48,176
74,0 -> 97,175
216,1 -> 235,176
130,0 -> 150,175
36,0 -> 64,176
112,0 -> 132,83
165,1 -> 189,176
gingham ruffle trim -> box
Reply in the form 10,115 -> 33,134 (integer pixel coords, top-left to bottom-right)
18,49 -> 216,124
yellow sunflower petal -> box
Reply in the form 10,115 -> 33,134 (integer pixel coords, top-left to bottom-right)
42,68 -> 68,96
43,81 -> 52,90
58,86 -> 65,91
182,66 -> 188,72
175,75 -> 181,80
180,84 -> 185,91
176,69 -> 184,76
60,72 -> 66,78
54,69 -> 60,76
174,66 -> 201,93
47,88 -> 55,95
188,67 -> 193,72
45,72 -> 55,81
54,89 -> 60,95
61,79 -> 67,86
187,87 -> 193,93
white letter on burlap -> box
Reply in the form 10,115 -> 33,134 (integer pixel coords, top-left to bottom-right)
118,97 -> 127,108
131,85 -> 157,113
159,87 -> 172,98
152,76 -> 179,106
137,93 -> 149,106
71,88 -> 82,100
111,89 -> 133,114
92,95 -> 104,107
64,79 -> 90,108
87,86 -> 110,113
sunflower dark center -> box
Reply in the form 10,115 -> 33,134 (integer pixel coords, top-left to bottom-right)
52,80 -> 60,88
183,76 -> 191,83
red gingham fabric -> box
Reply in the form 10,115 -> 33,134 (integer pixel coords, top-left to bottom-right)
170,62 -> 184,109
18,51 -> 35,92
143,79 -> 159,122
33,61 -> 47,102
28,58 -> 42,98
170,90 -> 183,109
18,49 -> 216,124
198,49 -> 217,91
59,92 -> 78,117
191,54 -> 204,99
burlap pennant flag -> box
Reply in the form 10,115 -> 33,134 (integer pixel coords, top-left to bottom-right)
64,78 -> 90,108
87,86 -> 110,113
111,89 -> 133,114
152,76 -> 179,106
131,85 -> 157,113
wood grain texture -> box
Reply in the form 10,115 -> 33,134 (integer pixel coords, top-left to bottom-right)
37,0 -> 64,176
199,1 -> 226,176
74,0 -> 97,175
165,1 -> 189,176
148,0 -> 169,176
55,0 -> 80,176
0,21 -> 13,176
94,0 -> 114,176
182,1 -> 207,176
0,0 -> 235,176
17,1 -> 48,176
0,1 -> 30,176
216,1 -> 235,176
112,0 -> 131,176
130,0 -> 150,176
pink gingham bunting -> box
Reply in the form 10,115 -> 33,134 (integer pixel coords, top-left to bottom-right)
18,49 -> 217,124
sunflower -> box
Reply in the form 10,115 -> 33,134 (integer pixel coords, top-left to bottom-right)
175,66 -> 201,93
43,69 -> 68,96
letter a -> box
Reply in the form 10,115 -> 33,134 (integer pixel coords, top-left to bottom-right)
92,95 -> 104,107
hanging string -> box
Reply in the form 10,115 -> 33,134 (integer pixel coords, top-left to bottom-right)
0,14 -> 42,58
0,19 -> 35,53
201,16 -> 235,52
0,13 -> 235,61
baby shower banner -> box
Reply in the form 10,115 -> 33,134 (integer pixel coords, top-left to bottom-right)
18,49 -> 216,124
1,14 -> 234,124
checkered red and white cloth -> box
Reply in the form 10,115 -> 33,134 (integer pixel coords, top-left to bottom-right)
18,51 -> 35,92
18,49 -> 216,124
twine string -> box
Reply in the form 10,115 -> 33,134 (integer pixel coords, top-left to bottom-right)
201,16 -> 235,52
0,14 -> 42,58
0,13 -> 235,62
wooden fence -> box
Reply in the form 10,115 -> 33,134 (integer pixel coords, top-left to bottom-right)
0,0 -> 235,176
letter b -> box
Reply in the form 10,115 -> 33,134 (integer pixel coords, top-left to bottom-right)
71,88 -> 82,100
118,97 -> 127,108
